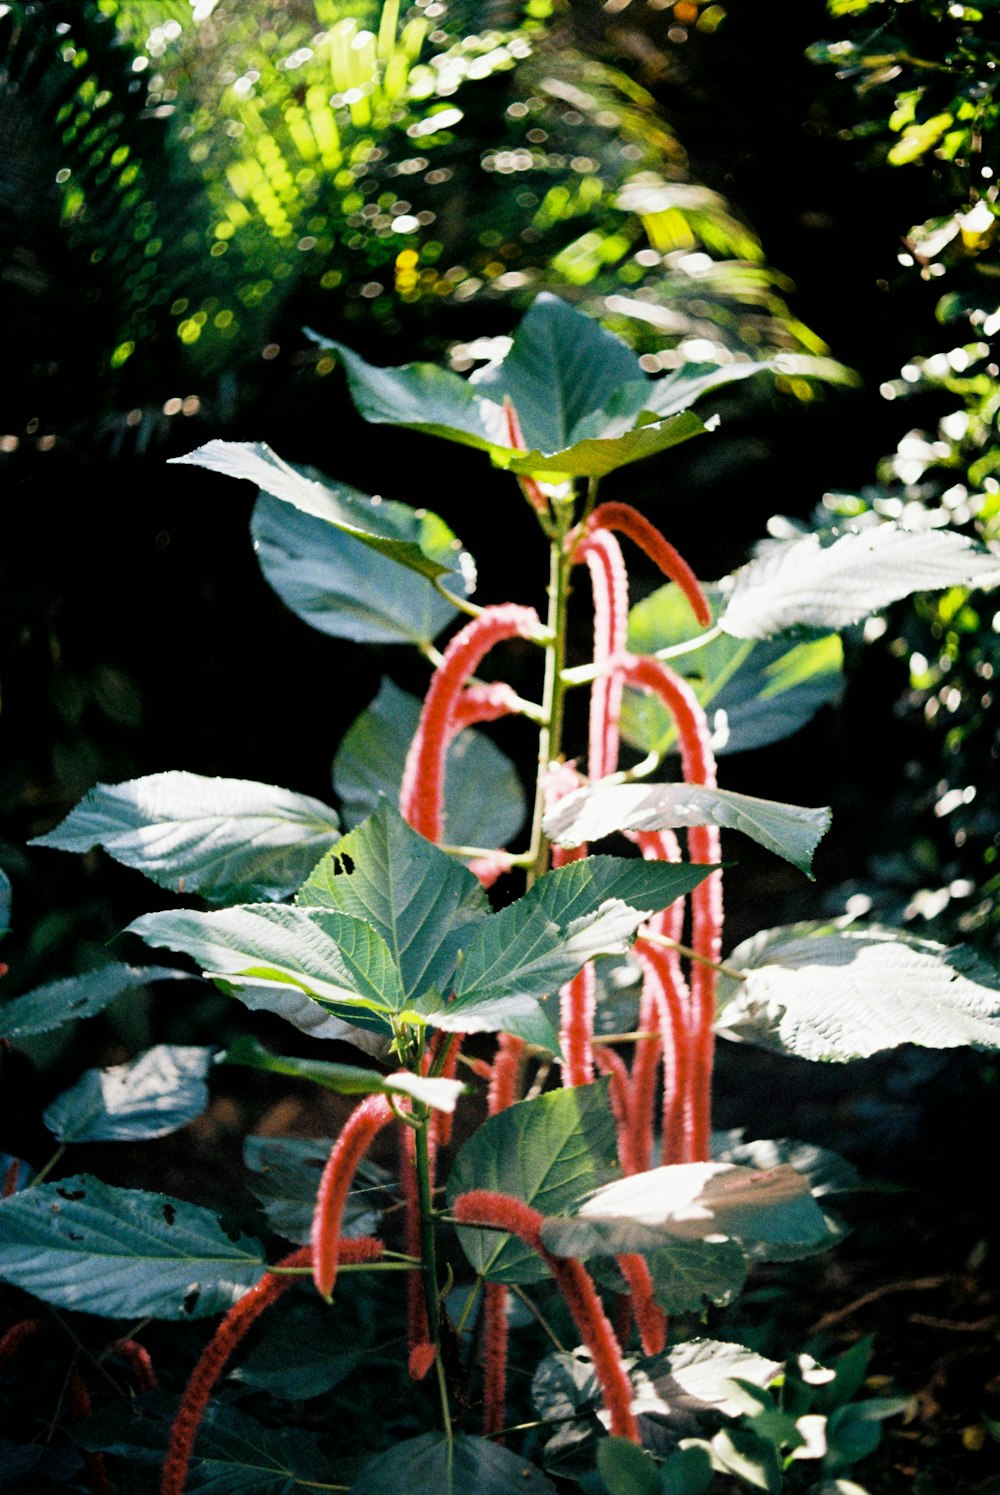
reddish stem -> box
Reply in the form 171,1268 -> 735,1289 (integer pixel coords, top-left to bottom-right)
574,503 -> 711,627
452,1191 -> 639,1442
400,604 -> 540,844
311,1093 -> 394,1300
163,1241 -> 381,1495
401,1122 -> 434,1378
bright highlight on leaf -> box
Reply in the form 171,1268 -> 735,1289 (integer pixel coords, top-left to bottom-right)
31,772 -> 342,903
720,523 -> 1000,640
43,1045 -> 212,1143
544,782 -> 831,876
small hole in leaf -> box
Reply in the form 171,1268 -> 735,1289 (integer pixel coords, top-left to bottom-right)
162,1203 -> 176,1226
57,1187 -> 86,1201
68,1231 -> 84,1242
337,852 -> 355,875
182,1288 -> 201,1315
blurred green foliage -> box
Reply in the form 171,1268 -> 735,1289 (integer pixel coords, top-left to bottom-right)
0,0 -> 833,457
808,0 -> 1000,952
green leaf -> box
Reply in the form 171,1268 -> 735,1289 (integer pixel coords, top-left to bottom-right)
173,440 -> 470,585
716,923 -> 1000,1062
427,991 -> 562,1052
43,1044 -> 212,1143
636,1237 -> 747,1314
30,772 -> 341,903
228,1298 -> 362,1400
252,493 -> 461,647
297,801 -> 489,1004
711,1133 -> 862,1198
333,678 -> 526,850
453,856 -> 715,1009
0,867 -> 10,937
596,1437 -> 660,1495
0,964 -> 190,1042
639,359 -> 788,420
243,1135 -> 392,1244
709,1427 -> 783,1493
622,582 -> 843,756
187,1404 -> 339,1493
545,782 -> 830,877
639,1339 -> 782,1418
223,1035 -> 464,1113
719,525 -> 1000,640
824,1399 -> 907,1474
539,1162 -> 837,1260
349,1433 -> 556,1495
447,1084 -> 619,1284
325,297 -> 706,477
0,1176 -> 264,1317
128,903 -> 404,1032
472,293 -> 645,453
659,1445 -> 715,1495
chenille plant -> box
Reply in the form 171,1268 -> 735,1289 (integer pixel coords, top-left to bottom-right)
4,295 -> 1000,1494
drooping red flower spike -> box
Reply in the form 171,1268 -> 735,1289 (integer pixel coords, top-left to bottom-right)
616,1254 -> 667,1358
0,1317 -> 44,1369
67,1373 -> 112,1495
401,1121 -> 434,1379
311,1093 -> 394,1300
400,604 -> 541,844
114,1337 -> 158,1392
488,1034 -> 523,1114
2,1159 -> 20,1198
452,1190 -> 639,1442
503,396 -> 549,519
482,1280 -> 509,1437
613,654 -> 722,1163
163,1240 -> 382,1495
572,502 -> 711,629
576,527 -> 629,780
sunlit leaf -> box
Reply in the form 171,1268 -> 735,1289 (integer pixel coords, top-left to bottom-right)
0,1176 -> 264,1317
128,903 -> 403,1035
172,440 -> 470,585
223,1036 -> 463,1112
637,1338 -> 782,1417
540,1162 -> 836,1259
0,964 -> 191,1042
622,582 -> 843,756
44,1044 -> 212,1143
545,782 -> 830,876
719,525 -> 1000,640
332,678 -> 527,850
30,772 -> 341,903
297,801 -> 489,1003
448,1085 -> 619,1283
716,922 -> 1000,1061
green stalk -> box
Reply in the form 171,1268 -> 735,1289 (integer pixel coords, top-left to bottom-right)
527,511 -> 574,886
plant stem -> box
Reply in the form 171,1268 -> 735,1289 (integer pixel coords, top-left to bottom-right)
639,928 -> 746,981
29,1146 -> 66,1187
527,520 -> 573,885
413,1117 -> 441,1341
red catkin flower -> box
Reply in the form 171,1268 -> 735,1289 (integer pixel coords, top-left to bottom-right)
468,849 -> 515,888
163,1241 -> 381,1495
452,680 -> 522,732
488,1033 -> 524,1114
67,1374 -> 112,1495
503,397 -> 549,518
428,1032 -> 462,1148
2,1159 -> 20,1198
311,1093 -> 394,1300
593,1044 -> 636,1173
573,503 -> 711,628
616,1254 -> 667,1358
453,1190 -> 639,1442
400,604 -> 540,844
400,1122 -> 434,1378
482,1280 -> 509,1438
615,655 -> 722,1163
0,1317 -> 44,1369
576,528 -> 629,780
114,1337 -> 158,1392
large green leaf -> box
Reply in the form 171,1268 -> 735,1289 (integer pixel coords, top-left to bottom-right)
715,922 -> 1000,1062
172,441 -> 470,586
223,1036 -> 464,1113
128,904 -> 404,1034
251,494 -> 460,647
636,1339 -> 782,1418
711,1132 -> 862,1197
544,782 -> 830,877
333,677 -> 527,850
597,1237 -> 747,1315
297,801 -> 489,1003
639,359 -> 790,421
30,772 -> 341,903
229,1299 -> 362,1401
719,524 -> 1000,640
423,990 -> 562,1053
243,1135 -> 392,1245
0,964 -> 190,1042
622,582 -> 843,756
326,296 -> 707,477
350,1433 -> 556,1495
539,1162 -> 836,1260
0,1176 -> 264,1317
43,1044 -> 212,1143
447,1084 -> 619,1284
452,856 -> 715,1009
